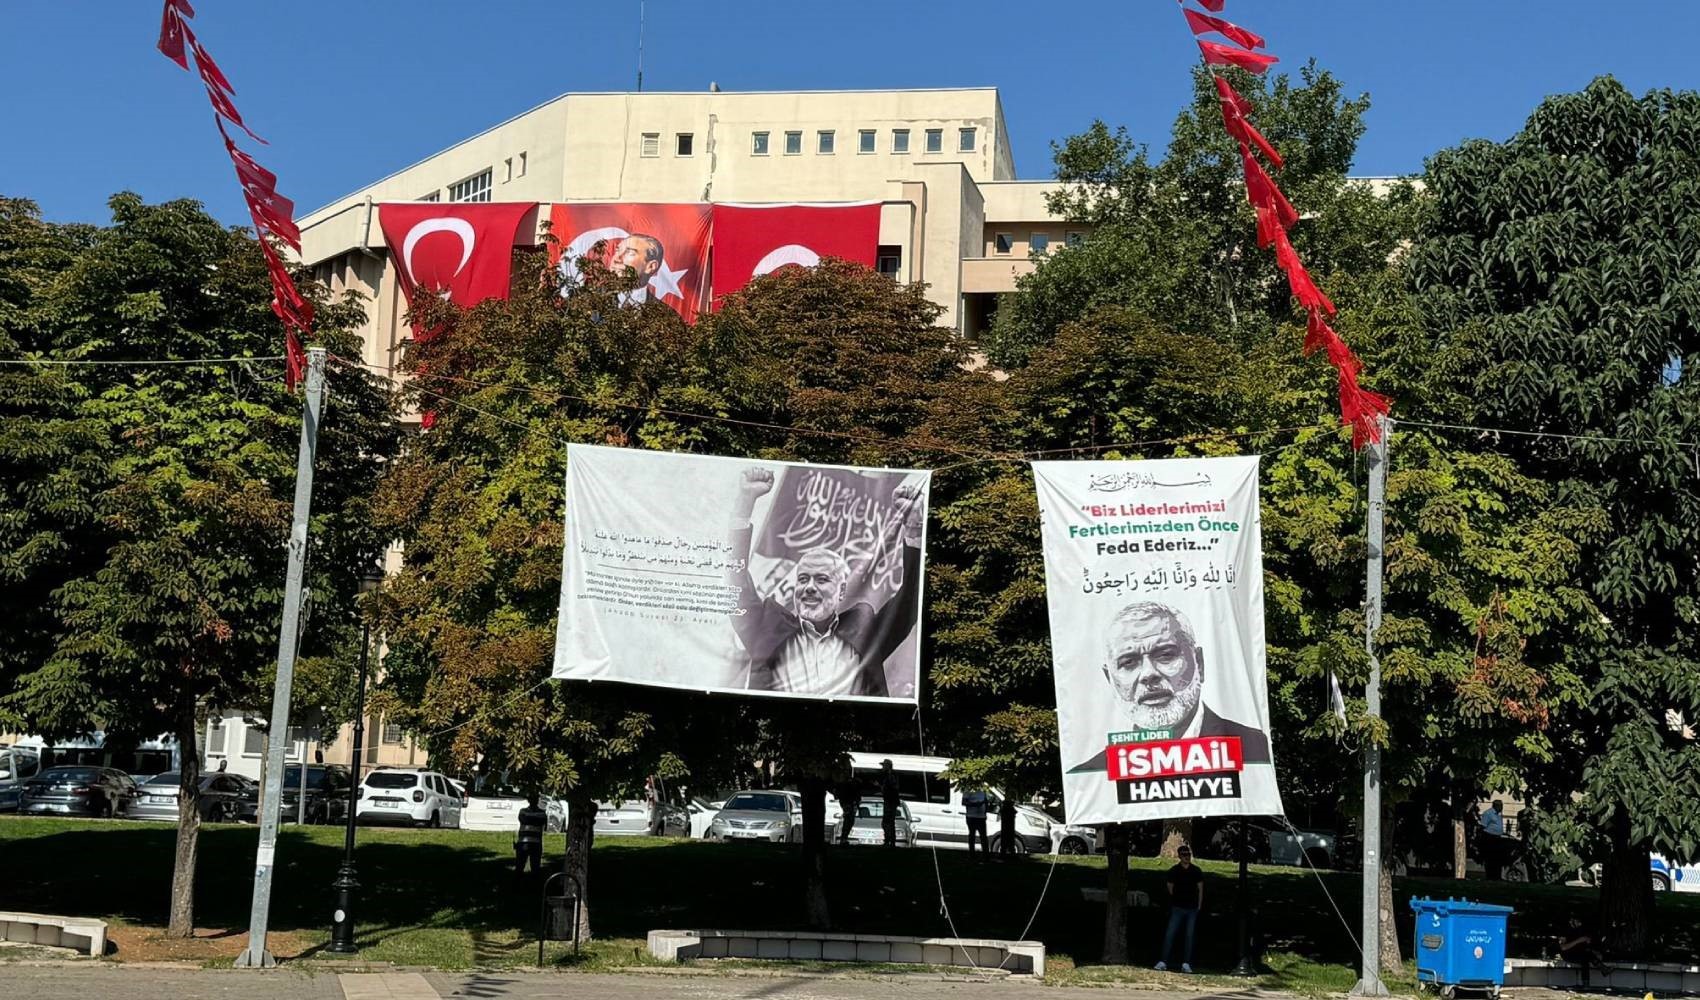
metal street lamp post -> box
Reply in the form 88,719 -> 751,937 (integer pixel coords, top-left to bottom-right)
327,562 -> 384,954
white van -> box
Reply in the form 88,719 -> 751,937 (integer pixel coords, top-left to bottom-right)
847,752 -> 1056,853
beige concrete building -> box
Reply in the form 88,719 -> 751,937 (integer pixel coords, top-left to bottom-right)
290,87 -> 1084,780
297,86 -> 1083,371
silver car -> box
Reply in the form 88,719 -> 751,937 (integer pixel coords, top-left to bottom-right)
837,798 -> 915,847
127,772 -> 250,822
707,790 -> 801,843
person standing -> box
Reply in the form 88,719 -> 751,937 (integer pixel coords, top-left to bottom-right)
515,793 -> 547,881
879,760 -> 900,847
1156,845 -> 1203,973
962,786 -> 990,856
1479,799 -> 1506,880
835,772 -> 863,846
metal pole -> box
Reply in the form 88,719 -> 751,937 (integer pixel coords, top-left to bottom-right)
1232,819 -> 1255,976
1351,416 -> 1391,996
297,733 -> 308,825
236,347 -> 326,969
327,617 -> 371,954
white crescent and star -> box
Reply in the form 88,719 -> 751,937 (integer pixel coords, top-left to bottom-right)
401,217 -> 476,289
752,243 -> 821,276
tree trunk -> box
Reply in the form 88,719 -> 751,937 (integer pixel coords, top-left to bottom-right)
998,796 -> 1017,855
563,791 -> 596,942
1600,804 -> 1653,958
167,697 -> 202,938
1379,795 -> 1402,973
1160,818 -> 1192,859
1102,823 -> 1130,964
799,775 -> 830,930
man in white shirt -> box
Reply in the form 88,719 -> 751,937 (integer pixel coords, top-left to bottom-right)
1479,799 -> 1506,880
726,467 -> 923,697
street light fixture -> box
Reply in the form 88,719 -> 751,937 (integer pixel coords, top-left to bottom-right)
327,560 -> 385,955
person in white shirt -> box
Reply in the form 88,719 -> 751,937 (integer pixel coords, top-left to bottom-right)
1479,799 -> 1506,880
726,468 -> 923,697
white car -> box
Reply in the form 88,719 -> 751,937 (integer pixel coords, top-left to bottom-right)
459,784 -> 564,833
849,752 -> 1054,853
1651,854 -> 1700,892
356,768 -> 463,828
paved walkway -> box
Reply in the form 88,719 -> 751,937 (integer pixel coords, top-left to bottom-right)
0,965 -> 1274,1000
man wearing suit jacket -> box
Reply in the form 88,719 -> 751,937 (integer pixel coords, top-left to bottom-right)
1071,601 -> 1270,774
727,467 -> 922,697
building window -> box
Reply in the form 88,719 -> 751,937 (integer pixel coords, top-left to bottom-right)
676,133 -> 694,157
858,129 -> 876,154
382,721 -> 403,745
925,128 -> 943,154
751,131 -> 770,155
418,191 -> 440,202
1065,230 -> 1085,247
994,233 -> 1013,255
1030,233 -> 1051,254
817,130 -> 835,154
448,169 -> 492,203
876,245 -> 902,278
640,132 -> 660,157
243,727 -> 265,756
891,129 -> 910,154
784,131 -> 803,155
959,127 -> 977,152
207,718 -> 226,755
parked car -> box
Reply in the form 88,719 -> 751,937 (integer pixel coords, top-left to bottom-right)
706,790 -> 803,842
1050,823 -> 1099,855
0,746 -> 42,812
19,766 -> 137,817
461,784 -> 564,833
276,765 -> 353,824
595,799 -> 691,838
839,798 -> 915,847
355,768 -> 463,828
127,771 -> 251,822
1651,854 -> 1700,892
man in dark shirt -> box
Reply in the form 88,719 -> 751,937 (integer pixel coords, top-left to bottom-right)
1156,845 -> 1203,973
515,794 -> 547,881
880,760 -> 901,847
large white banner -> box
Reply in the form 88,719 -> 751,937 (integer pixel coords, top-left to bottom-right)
554,444 -> 930,703
1034,456 -> 1281,826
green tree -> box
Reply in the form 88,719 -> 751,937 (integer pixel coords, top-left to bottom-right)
1407,77 -> 1700,955
0,194 -> 397,937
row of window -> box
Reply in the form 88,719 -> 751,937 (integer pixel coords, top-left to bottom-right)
209,716 -> 404,756
642,126 -> 977,159
418,153 -> 527,205
992,231 -> 1086,255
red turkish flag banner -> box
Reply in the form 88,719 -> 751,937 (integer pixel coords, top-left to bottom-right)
1196,0 -> 1227,10
379,202 -> 536,320
1184,8 -> 1265,50
1215,77 -> 1283,169
548,202 -> 713,322
1198,40 -> 1279,74
709,202 -> 882,303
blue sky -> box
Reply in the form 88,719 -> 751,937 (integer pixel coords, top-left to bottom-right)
3,2 -> 1696,227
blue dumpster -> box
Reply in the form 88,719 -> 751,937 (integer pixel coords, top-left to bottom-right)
1411,897 -> 1512,997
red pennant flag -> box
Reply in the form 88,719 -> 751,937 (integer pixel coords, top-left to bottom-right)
1339,370 -> 1391,447
283,331 -> 305,391
218,119 -> 279,191
1196,0 -> 1227,10
1198,40 -> 1279,74
1215,77 -> 1283,169
244,192 -> 301,252
157,5 -> 190,69
1184,8 -> 1265,50
1239,144 -> 1298,248
1273,231 -> 1335,315
187,34 -> 236,96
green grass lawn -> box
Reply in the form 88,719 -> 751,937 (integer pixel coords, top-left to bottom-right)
2,816 -> 1696,990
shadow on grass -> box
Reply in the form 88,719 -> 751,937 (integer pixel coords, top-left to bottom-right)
4,818 -> 1698,971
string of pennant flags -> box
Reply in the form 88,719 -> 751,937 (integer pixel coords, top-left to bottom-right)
1178,0 -> 1392,448
157,0 -> 312,389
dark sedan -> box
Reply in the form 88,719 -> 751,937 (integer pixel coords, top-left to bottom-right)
19,766 -> 137,818
275,764 -> 352,824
